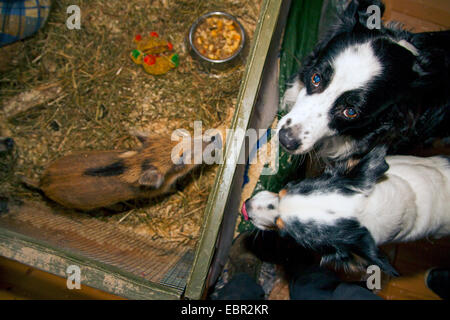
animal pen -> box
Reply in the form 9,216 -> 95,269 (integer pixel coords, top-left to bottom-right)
0,0 -> 290,299
1,0 -> 449,300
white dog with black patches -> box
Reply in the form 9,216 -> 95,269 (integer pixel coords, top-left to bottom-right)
242,148 -> 450,275
277,0 -> 450,161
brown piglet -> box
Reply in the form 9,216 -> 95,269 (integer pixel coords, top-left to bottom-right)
29,130 -> 222,211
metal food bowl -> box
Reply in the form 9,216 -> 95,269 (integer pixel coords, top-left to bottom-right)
188,11 -> 246,70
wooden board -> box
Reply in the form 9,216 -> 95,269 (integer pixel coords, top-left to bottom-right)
0,256 -> 123,300
384,0 -> 450,31
378,238 -> 450,300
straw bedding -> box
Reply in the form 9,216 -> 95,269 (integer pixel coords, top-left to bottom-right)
0,0 -> 262,248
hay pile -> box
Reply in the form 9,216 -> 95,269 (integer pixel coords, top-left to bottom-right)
0,0 -> 262,248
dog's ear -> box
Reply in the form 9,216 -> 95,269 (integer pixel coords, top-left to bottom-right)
320,250 -> 354,271
344,146 -> 389,191
353,227 -> 399,277
320,223 -> 398,277
342,0 -> 386,29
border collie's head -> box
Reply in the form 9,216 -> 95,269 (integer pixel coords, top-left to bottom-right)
277,0 -> 420,158
244,190 -> 280,231
245,147 -> 398,275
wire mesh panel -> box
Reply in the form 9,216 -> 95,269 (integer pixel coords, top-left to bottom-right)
0,200 -> 194,293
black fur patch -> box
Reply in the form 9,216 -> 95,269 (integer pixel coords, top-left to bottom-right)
0,197 -> 9,214
280,217 -> 398,276
141,159 -> 155,172
286,174 -> 356,196
0,137 -> 14,153
441,155 -> 450,167
84,160 -> 126,177
286,146 -> 388,196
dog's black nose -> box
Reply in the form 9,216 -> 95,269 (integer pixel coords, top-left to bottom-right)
279,127 -> 301,151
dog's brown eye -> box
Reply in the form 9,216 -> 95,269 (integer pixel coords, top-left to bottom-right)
343,108 -> 358,119
311,73 -> 321,87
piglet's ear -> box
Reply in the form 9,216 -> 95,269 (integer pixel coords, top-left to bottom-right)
346,146 -> 389,191
130,130 -> 150,146
139,168 -> 164,189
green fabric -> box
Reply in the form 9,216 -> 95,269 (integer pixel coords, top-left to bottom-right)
278,0 -> 324,101
238,0 -> 324,233
256,0 -> 325,193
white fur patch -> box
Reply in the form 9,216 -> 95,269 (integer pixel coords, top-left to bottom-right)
316,135 -> 357,161
394,39 -> 419,56
281,77 -> 303,112
277,41 -> 383,154
331,42 -> 383,91
279,192 -> 364,225
246,191 -> 279,230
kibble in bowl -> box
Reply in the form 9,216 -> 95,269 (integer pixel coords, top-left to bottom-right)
189,12 -> 245,65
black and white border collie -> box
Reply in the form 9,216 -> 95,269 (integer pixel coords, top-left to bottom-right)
278,0 -> 450,161
243,147 -> 450,275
